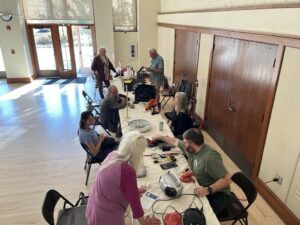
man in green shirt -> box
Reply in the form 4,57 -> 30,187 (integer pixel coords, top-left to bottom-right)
146,48 -> 164,102
153,128 -> 233,215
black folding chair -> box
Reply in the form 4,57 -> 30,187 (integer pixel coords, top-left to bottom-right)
82,90 -> 101,110
42,189 -> 87,225
160,79 -> 192,109
160,82 -> 180,109
80,142 -> 102,186
82,90 -> 110,135
217,172 -> 257,225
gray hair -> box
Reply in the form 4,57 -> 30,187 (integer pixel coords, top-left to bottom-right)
175,92 -> 189,114
107,85 -> 117,97
148,48 -> 157,53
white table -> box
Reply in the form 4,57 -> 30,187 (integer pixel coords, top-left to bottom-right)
115,79 -> 220,225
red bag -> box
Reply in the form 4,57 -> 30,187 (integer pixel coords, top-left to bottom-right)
163,211 -> 182,225
179,171 -> 194,183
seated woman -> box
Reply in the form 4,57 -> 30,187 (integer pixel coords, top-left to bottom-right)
86,131 -> 161,225
78,111 -> 117,162
170,92 -> 193,138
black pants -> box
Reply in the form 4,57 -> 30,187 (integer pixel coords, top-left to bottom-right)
96,73 -> 110,99
94,137 -> 118,162
206,192 -> 233,216
94,147 -> 114,162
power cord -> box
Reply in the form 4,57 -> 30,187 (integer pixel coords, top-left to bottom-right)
265,178 -> 279,184
151,193 -> 203,215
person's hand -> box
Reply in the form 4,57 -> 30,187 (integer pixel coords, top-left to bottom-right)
152,134 -> 162,141
194,186 -> 209,197
145,215 -> 161,225
145,67 -> 151,72
99,133 -> 105,142
138,187 -> 146,195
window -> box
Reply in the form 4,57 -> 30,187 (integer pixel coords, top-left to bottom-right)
22,0 -> 94,24
112,0 -> 137,32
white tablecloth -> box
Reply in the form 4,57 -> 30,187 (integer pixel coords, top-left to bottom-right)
115,79 -> 220,225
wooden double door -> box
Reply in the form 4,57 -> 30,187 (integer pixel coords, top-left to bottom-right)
206,36 -> 278,176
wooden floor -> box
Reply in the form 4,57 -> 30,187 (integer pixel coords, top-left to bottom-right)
0,77 -> 284,225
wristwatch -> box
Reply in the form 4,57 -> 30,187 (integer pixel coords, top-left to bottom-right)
207,186 -> 213,195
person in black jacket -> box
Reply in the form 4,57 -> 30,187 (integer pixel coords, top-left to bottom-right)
91,47 -> 116,99
171,92 -> 193,138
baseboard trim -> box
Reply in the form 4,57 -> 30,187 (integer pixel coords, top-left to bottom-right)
7,77 -> 32,83
31,73 -> 37,80
255,178 -> 300,225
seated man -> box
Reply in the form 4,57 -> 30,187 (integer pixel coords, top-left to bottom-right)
100,85 -> 127,138
153,128 -> 232,215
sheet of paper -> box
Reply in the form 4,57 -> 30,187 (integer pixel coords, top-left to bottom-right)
141,191 -> 159,210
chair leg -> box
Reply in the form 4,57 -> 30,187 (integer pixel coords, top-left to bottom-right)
94,86 -> 97,100
160,96 -> 166,107
84,158 -> 88,171
104,128 -> 111,136
162,97 -> 171,109
85,163 -> 91,186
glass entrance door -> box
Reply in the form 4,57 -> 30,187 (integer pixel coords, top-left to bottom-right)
29,25 -> 76,77
72,25 -> 95,74
0,48 -> 6,78
32,26 -> 57,76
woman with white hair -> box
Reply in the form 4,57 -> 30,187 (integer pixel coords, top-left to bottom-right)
171,92 -> 193,138
86,131 -> 161,225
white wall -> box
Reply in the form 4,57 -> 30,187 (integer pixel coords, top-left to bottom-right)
93,0 -> 115,62
259,47 -> 300,206
161,0 -> 300,12
0,0 -> 32,80
286,155 -> 300,218
114,32 -> 138,70
157,27 -> 174,84
138,0 -> 160,68
158,8 -> 300,38
195,33 -> 214,119
93,0 -> 160,70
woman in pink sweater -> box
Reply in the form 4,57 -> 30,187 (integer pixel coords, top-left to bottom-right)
86,131 -> 160,225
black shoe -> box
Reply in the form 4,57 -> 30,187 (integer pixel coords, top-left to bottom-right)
114,72 -> 121,78
116,132 -> 123,138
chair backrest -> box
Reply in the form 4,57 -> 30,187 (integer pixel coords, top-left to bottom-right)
178,80 -> 192,100
42,190 -> 74,225
80,142 -> 95,159
231,172 -> 257,207
82,90 -> 93,104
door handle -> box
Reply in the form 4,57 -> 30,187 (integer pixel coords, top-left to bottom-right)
228,106 -> 236,111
